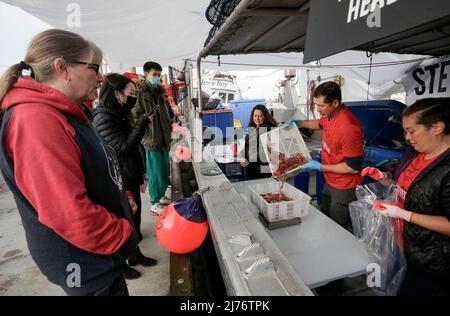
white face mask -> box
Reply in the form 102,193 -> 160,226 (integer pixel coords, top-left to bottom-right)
148,76 -> 160,85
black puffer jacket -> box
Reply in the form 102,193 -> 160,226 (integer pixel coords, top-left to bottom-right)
92,105 -> 149,188
392,147 -> 450,279
244,121 -> 275,177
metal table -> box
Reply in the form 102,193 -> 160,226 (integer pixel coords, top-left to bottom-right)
192,160 -> 313,296
232,178 -> 370,288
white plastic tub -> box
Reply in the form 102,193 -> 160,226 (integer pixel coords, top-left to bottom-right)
249,181 -> 311,222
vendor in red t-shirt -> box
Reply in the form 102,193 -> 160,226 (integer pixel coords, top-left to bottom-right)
362,98 -> 450,296
288,81 -> 364,229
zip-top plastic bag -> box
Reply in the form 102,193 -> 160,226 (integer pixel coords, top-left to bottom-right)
349,182 -> 406,296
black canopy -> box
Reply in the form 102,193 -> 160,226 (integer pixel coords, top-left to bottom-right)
303,0 -> 450,63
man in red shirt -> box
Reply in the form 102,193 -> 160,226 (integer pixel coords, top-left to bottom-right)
291,82 -> 364,229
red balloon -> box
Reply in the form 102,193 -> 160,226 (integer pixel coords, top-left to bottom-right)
156,203 -> 208,254
175,144 -> 191,161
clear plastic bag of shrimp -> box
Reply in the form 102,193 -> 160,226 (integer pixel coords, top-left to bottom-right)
349,182 -> 406,296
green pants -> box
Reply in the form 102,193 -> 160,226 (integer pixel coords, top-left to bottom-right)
146,149 -> 169,204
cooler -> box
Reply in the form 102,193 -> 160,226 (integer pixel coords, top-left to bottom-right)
202,108 -> 234,140
215,157 -> 243,182
294,172 -> 310,195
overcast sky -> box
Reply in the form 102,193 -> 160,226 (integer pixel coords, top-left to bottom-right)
0,2 -> 52,74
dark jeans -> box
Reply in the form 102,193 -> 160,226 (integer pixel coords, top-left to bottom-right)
128,185 -> 143,262
320,182 -> 357,230
128,185 -> 143,242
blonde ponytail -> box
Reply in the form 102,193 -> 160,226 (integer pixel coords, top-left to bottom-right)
0,63 -> 24,105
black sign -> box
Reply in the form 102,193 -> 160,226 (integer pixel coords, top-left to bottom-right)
303,0 -> 450,63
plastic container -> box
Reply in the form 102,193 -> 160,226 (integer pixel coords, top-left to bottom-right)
249,182 -> 311,222
215,157 -> 242,177
346,100 -> 407,151
229,99 -> 266,129
364,146 -> 404,166
202,108 -> 234,140
260,124 -> 311,178
294,171 -> 310,194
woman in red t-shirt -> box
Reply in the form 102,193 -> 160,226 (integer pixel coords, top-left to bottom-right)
362,98 -> 450,295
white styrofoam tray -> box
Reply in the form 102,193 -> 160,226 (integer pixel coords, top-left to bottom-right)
248,181 -> 311,222
259,124 -> 311,178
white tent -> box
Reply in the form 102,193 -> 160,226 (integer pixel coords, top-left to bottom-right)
200,51 -> 429,102
0,0 -> 444,103
1,0 -> 212,71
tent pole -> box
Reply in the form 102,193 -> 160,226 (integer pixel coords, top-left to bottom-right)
196,56 -> 203,115
195,55 -> 204,161
199,0 -> 255,58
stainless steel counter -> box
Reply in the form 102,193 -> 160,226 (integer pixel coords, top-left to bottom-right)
233,178 -> 370,288
192,161 -> 313,296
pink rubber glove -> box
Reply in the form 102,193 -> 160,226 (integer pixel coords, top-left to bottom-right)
361,167 -> 386,181
373,201 -> 413,222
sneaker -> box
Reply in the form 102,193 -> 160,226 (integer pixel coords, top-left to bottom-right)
150,203 -> 164,216
122,264 -> 141,280
128,248 -> 157,267
159,195 -> 171,205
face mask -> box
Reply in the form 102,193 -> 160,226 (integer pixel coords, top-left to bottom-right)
124,96 -> 137,109
148,76 -> 160,86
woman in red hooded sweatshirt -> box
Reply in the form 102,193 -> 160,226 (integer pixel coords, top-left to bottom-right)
0,29 -> 138,296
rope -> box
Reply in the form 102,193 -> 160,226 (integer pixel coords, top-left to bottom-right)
188,56 -> 433,69
366,52 -> 373,101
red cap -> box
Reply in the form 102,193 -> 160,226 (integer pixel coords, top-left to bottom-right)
123,72 -> 139,80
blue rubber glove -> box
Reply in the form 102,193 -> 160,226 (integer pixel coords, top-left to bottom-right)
299,158 -> 322,172
286,119 -> 301,128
